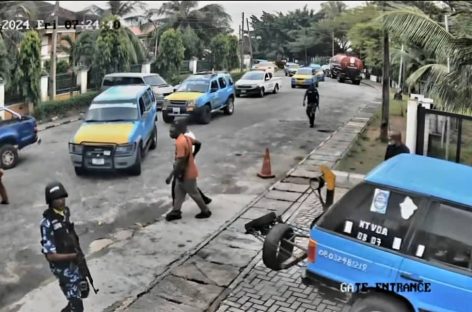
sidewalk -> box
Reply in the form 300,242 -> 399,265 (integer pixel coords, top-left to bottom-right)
118,102 -> 377,312
36,113 -> 83,132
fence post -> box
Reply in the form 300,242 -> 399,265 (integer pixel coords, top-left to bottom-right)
40,73 -> 49,102
406,97 -> 419,153
141,63 -> 151,74
0,78 -> 4,120
189,58 -> 197,74
79,69 -> 88,94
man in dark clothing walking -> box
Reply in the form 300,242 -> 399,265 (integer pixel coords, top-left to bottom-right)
385,131 -> 410,160
303,83 -> 320,128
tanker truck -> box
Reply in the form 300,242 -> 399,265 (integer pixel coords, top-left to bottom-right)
328,54 -> 364,85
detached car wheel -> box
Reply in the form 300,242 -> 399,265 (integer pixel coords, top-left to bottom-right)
0,144 -> 18,169
224,97 -> 235,115
262,223 -> 295,271
162,111 -> 174,124
349,293 -> 411,312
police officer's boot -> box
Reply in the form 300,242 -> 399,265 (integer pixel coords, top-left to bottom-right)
61,303 -> 71,312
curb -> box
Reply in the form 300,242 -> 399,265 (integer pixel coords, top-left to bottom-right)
37,117 -> 82,132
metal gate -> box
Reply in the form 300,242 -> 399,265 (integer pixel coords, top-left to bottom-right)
416,106 -> 472,166
56,73 -> 80,94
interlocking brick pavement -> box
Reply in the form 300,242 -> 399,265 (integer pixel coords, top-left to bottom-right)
216,193 -> 349,312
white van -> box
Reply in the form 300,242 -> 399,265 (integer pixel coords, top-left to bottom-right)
101,73 -> 174,110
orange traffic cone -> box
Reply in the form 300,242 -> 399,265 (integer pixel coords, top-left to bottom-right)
257,148 -> 275,179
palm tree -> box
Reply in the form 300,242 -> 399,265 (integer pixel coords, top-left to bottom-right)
381,2 -> 472,112
106,1 -> 147,18
0,1 -> 36,87
320,1 -> 347,56
153,1 -> 231,46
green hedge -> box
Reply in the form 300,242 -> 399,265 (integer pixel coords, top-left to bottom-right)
34,91 -> 99,121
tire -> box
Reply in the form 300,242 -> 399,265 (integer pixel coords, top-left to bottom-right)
338,76 -> 345,83
199,105 -> 211,124
74,167 -> 85,176
291,85 -> 295,89
244,212 -> 277,234
0,144 -> 18,169
353,80 -> 361,85
262,223 -> 295,271
149,125 -> 157,150
236,93 -> 241,98
223,97 -> 235,115
272,84 -> 279,94
259,87 -> 265,97
349,293 -> 411,312
129,145 -> 142,176
162,111 -> 174,124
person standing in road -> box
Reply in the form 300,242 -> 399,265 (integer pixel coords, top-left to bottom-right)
385,131 -> 410,160
170,126 -> 212,206
303,83 -> 320,128
0,168 -> 9,204
165,119 -> 212,221
40,181 -> 85,312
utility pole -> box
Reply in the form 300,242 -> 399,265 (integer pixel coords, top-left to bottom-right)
240,12 -> 245,72
398,44 -> 403,90
380,3 -> 390,142
239,25 -> 243,72
49,1 -> 59,100
246,18 -> 253,68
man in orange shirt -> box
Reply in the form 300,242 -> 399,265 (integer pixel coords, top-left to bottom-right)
165,119 -> 211,221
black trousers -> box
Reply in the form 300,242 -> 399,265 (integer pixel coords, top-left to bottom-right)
171,177 -> 210,205
306,103 -> 317,126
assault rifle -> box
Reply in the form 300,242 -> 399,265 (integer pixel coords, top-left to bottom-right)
68,223 -> 99,297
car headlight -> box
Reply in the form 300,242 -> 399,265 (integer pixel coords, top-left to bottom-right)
187,100 -> 195,108
163,99 -> 170,110
115,143 -> 135,154
69,143 -> 83,154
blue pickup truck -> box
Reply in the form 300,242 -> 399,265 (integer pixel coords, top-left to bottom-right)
0,107 -> 38,169
69,85 -> 158,176
162,72 -> 235,124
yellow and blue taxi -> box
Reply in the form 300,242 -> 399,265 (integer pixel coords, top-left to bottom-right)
68,85 -> 158,176
291,67 -> 320,88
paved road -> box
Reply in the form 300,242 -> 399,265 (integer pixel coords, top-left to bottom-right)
0,74 -> 379,309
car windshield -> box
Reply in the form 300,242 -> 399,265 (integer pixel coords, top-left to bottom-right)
297,69 -> 312,75
143,75 -> 167,86
177,80 -> 209,93
288,64 -> 299,68
103,77 -> 144,86
85,105 -> 138,122
241,72 -> 265,80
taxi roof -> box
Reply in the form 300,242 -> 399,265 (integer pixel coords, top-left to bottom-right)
365,154 -> 472,207
93,85 -> 149,103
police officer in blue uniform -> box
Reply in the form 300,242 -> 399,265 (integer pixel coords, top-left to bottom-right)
40,181 -> 86,312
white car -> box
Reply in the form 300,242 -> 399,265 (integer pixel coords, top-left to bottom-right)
101,73 -> 174,110
235,71 -> 282,97
251,62 -> 276,74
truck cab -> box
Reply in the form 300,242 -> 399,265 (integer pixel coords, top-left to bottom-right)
0,107 -> 38,169
235,70 -> 282,97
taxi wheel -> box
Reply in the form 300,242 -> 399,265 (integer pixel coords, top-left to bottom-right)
162,112 -> 174,124
349,293 -> 411,312
273,84 -> 279,94
129,146 -> 142,176
223,97 -> 234,115
199,105 -> 211,124
149,126 -> 157,150
74,167 -> 85,176
0,144 -> 18,169
262,223 -> 294,271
